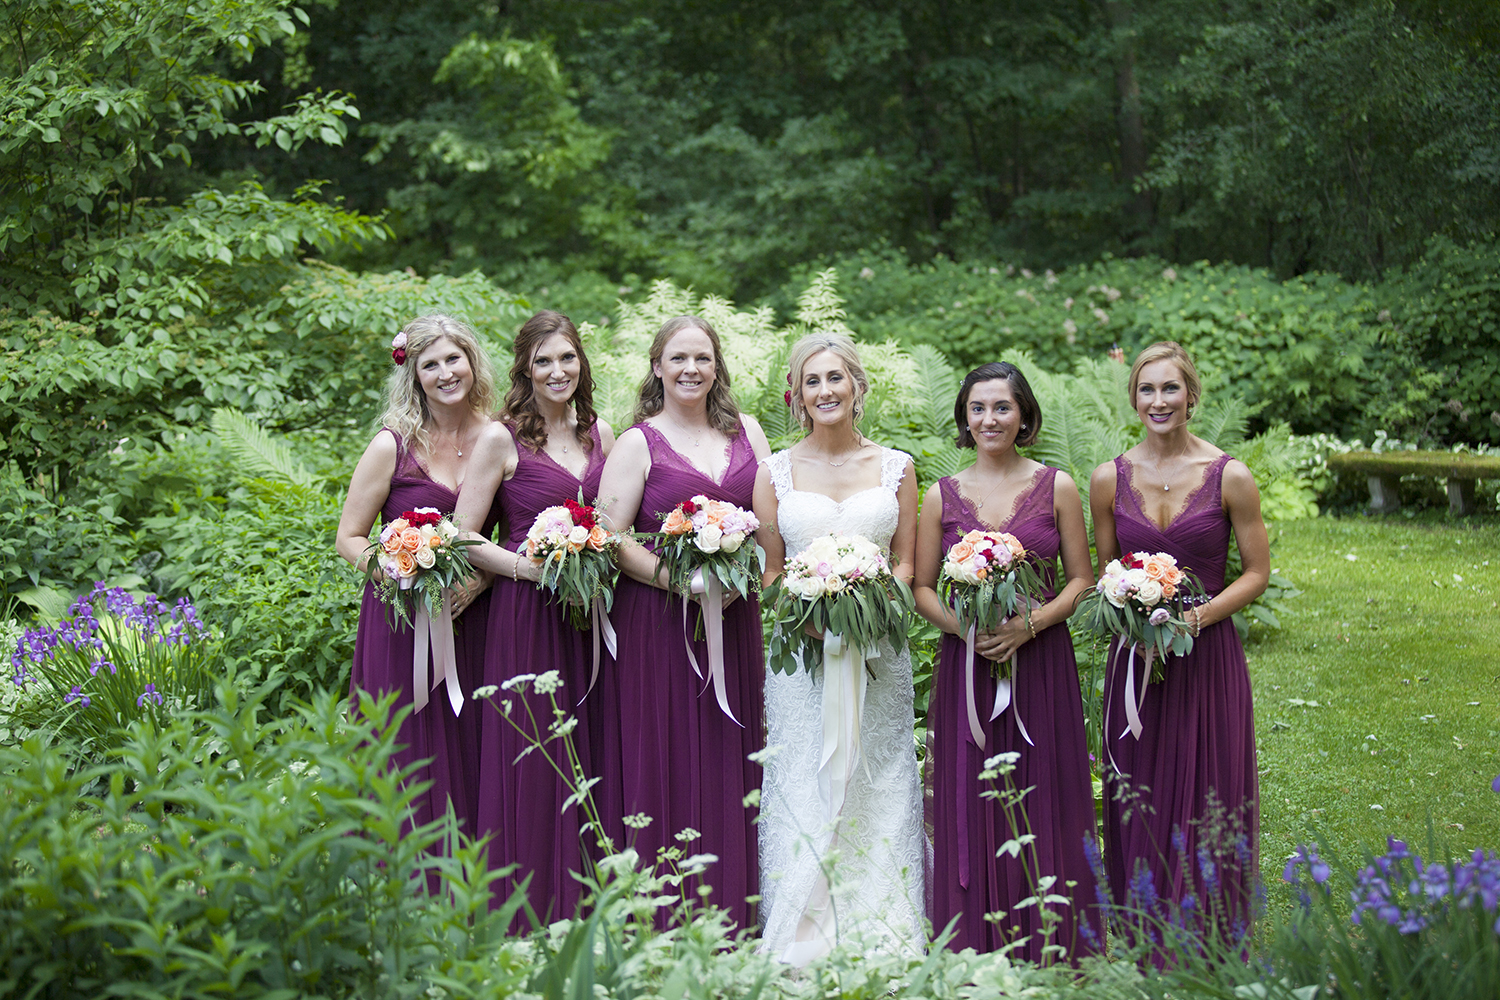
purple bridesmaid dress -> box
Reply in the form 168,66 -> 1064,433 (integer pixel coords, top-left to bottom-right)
1101,454 -> 1259,933
348,429 -> 500,841
928,468 -> 1101,960
475,424 -> 605,927
593,421 -> 765,930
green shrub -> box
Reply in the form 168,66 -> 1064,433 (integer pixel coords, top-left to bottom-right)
0,685 -> 529,999
1380,236 -> 1500,446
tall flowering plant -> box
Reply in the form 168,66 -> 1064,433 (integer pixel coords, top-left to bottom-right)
1077,550 -> 1202,679
653,495 -> 762,606
938,529 -> 1045,679
362,507 -> 478,629
524,497 -> 624,631
9,583 -> 216,752
763,534 -> 913,677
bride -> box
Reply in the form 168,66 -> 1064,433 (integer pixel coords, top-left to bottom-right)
752,332 -> 926,964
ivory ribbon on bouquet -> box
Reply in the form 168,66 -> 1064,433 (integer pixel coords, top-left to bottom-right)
960,602 -> 1039,751
817,633 -> 875,821
412,592 -> 464,716
1105,634 -> 1155,777
682,574 -> 741,727
580,595 -> 618,701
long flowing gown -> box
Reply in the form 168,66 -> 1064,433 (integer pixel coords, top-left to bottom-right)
475,425 -> 605,928
348,429 -> 499,840
758,448 -> 926,963
592,420 -> 764,929
1101,454 -> 1259,933
927,468 -> 1100,960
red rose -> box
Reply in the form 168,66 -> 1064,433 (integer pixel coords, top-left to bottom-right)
392,347 -> 407,365
783,390 -> 792,407
681,500 -> 698,516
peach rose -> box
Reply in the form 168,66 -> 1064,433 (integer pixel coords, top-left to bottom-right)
400,527 -> 423,552
394,549 -> 419,578
382,533 -> 404,555
428,534 -> 443,549
1161,581 -> 1177,600
388,517 -> 410,533
1141,553 -> 1176,583
586,525 -> 609,551
950,541 -> 976,564
1002,534 -> 1026,559
1164,567 -> 1184,586
662,507 -> 691,534
962,529 -> 985,545
975,566 -> 989,581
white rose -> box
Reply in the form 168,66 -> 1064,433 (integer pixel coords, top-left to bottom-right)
568,525 -> 590,546
1104,559 -> 1125,577
1104,579 -> 1128,608
415,545 -> 437,569
720,531 -> 744,553
694,524 -> 723,553
824,574 -> 846,595
801,575 -> 827,600
1123,568 -> 1149,589
1136,579 -> 1163,606
419,524 -> 438,543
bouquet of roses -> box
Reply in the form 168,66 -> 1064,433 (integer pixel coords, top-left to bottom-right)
362,507 -> 478,629
654,495 -> 762,606
764,534 -> 914,677
1077,550 -> 1202,681
524,497 -> 623,631
938,528 -> 1045,679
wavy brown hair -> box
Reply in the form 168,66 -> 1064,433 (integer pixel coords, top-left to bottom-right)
503,311 -> 597,454
379,315 -> 498,457
953,362 -> 1041,449
632,315 -> 741,435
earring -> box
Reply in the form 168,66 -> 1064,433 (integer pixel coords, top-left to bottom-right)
1021,424 -> 1027,430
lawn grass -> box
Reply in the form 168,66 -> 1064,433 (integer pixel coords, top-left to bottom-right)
1248,513 -> 1500,909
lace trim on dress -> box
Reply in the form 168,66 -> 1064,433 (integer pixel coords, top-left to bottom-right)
767,450 -> 795,502
879,448 -> 911,493
942,466 -> 1052,533
1116,453 -> 1231,532
638,420 -> 739,486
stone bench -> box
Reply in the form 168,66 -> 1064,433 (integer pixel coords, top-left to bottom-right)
1327,450 -> 1500,515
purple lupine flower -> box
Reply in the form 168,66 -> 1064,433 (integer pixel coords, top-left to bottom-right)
64,685 -> 90,708
1198,845 -> 1220,899
1082,834 -> 1111,911
1128,860 -> 1159,914
1172,828 -> 1187,858
136,683 -> 164,707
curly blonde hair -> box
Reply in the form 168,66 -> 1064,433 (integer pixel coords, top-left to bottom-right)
633,316 -> 741,435
379,315 -> 498,456
785,332 -> 870,432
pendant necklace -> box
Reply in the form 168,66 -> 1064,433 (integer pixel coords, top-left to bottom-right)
825,438 -> 865,467
1155,442 -> 1191,491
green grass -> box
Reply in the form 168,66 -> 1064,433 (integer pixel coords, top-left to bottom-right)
1249,514 -> 1500,907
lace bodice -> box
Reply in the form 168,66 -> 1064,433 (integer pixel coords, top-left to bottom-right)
765,447 -> 909,556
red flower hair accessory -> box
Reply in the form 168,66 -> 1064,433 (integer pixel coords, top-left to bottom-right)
391,331 -> 408,365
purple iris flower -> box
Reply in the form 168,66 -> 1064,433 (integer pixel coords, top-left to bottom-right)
136,683 -> 164,707
64,685 -> 90,708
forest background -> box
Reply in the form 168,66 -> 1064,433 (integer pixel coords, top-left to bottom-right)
3,1 -> 1500,995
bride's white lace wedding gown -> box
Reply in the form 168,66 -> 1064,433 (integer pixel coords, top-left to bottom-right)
758,448 -> 926,964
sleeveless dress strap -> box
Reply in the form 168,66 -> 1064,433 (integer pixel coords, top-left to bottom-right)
766,450 -> 795,502
879,448 -> 911,492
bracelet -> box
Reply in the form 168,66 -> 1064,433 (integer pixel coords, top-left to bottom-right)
511,555 -> 520,582
1191,603 -> 1205,637
1026,614 -> 1037,639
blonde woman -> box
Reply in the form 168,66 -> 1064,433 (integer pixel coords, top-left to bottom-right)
751,332 -> 924,964
1091,341 -> 1268,940
337,315 -> 500,840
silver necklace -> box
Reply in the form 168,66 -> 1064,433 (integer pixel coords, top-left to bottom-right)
1153,443 -> 1191,491
825,440 -> 865,467
664,415 -> 705,449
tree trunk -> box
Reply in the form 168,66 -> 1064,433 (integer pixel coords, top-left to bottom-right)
1105,0 -> 1151,236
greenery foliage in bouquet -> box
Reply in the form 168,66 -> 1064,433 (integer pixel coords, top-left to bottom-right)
525,497 -> 624,631
361,507 -> 477,629
652,495 -> 762,605
938,528 -> 1046,678
764,534 -> 914,677
1076,550 -> 1203,680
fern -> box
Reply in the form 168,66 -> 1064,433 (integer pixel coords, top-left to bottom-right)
1192,395 -> 1254,450
795,267 -> 849,330
211,408 -> 318,489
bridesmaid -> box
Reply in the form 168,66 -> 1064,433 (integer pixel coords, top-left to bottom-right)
453,311 -> 614,926
594,315 -> 771,929
1091,341 -> 1268,937
914,362 -> 1100,961
337,314 -> 500,841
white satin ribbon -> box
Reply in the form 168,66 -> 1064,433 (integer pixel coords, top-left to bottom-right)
1106,634 -> 1154,777
581,595 -> 618,701
682,572 -> 741,726
988,608 -> 1036,747
817,632 -> 873,821
412,592 -> 464,716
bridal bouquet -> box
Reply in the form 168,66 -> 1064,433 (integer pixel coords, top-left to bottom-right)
363,507 -> 477,628
938,528 -> 1045,678
1077,550 -> 1202,681
654,495 -> 762,604
524,498 -> 623,631
764,534 -> 914,677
